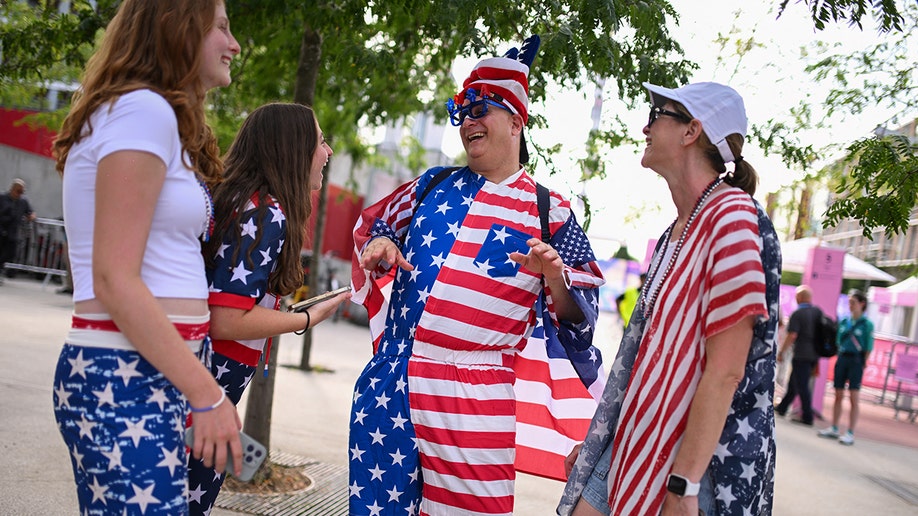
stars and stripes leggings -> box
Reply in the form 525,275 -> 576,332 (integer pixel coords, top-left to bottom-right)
53,343 -> 190,515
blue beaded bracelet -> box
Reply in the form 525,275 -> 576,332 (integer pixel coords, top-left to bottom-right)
189,390 -> 226,413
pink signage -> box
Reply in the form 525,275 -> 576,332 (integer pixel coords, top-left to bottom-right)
894,353 -> 918,385
802,244 -> 845,414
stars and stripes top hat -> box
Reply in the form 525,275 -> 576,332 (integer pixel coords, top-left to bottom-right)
454,35 -> 540,125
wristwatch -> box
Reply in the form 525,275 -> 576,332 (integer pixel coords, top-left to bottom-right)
666,473 -> 700,497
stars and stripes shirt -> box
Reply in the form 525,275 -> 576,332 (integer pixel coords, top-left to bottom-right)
559,189 -> 780,515
206,194 -> 285,367
350,166 -> 605,480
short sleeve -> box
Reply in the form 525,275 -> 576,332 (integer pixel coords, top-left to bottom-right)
93,90 -> 178,166
208,204 -> 287,304
703,196 -> 767,338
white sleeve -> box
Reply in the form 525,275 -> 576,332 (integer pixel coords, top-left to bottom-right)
93,89 -> 178,166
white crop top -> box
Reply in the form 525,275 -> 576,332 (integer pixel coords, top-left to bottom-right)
63,89 -> 210,302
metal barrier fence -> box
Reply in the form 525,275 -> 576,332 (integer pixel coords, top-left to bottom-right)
5,217 -> 68,286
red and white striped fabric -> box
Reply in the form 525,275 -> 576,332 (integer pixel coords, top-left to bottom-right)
607,188 -> 767,514
514,325 -> 604,481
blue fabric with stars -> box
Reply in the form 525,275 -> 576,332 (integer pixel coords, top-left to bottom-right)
186,354 -> 257,515
206,203 -> 286,304
350,166 -> 481,515
54,344 -> 190,515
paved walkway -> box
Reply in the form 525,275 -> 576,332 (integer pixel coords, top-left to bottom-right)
1,276 -> 917,515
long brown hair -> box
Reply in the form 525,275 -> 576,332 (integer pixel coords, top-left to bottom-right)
204,103 -> 321,296
672,102 -> 759,196
52,0 -> 222,185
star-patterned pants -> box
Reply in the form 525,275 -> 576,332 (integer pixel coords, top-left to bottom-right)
349,341 -> 422,516
186,352 -> 255,515
53,344 -> 190,515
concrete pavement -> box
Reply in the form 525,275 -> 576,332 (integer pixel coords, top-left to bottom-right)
1,276 -> 917,515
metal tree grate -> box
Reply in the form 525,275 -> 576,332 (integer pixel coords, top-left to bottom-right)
215,451 -> 348,516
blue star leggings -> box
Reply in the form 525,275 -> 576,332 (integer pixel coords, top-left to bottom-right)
53,344 -> 190,515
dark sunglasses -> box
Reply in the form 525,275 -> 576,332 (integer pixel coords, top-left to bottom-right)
446,89 -> 513,126
648,106 -> 692,127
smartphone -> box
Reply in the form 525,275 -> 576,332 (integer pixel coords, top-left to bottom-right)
184,427 -> 267,482
288,285 -> 351,312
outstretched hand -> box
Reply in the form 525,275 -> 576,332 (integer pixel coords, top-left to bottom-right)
509,237 -> 564,281
360,237 -> 413,272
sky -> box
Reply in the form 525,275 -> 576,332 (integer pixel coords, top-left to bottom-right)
439,1 -> 909,261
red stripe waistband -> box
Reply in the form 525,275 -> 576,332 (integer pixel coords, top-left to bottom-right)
71,316 -> 210,341
211,339 -> 263,367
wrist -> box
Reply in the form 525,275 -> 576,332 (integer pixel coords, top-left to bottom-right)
666,473 -> 701,497
189,389 -> 226,413
294,309 -> 311,335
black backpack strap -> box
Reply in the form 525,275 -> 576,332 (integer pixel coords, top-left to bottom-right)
417,166 -> 460,206
536,182 -> 550,243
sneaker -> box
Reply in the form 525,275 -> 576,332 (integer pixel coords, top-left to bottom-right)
839,432 -> 855,446
790,417 -> 813,426
818,427 -> 840,439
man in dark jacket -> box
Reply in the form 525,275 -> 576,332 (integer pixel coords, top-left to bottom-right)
0,178 -> 36,283
775,284 -> 822,425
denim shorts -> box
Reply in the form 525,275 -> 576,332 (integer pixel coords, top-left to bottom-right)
580,441 -> 716,515
579,439 -> 613,513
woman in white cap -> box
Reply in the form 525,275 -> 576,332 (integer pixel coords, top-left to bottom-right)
559,82 -> 781,515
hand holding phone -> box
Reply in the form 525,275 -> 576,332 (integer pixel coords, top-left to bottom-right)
185,427 -> 267,482
288,285 -> 351,312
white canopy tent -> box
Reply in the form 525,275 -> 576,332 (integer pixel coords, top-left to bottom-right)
889,275 -> 918,293
780,237 -> 897,282
886,276 -> 918,341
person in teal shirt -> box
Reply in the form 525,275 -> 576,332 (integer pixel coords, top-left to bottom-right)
818,290 -> 874,446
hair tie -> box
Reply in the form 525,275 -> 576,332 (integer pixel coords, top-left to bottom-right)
294,309 -> 311,335
734,155 -> 744,164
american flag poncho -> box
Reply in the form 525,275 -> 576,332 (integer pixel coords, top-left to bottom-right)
349,166 -> 605,513
558,189 -> 781,516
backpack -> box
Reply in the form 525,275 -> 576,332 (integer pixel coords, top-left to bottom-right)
813,308 -> 839,358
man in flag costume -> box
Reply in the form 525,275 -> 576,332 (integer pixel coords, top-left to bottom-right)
558,82 -> 781,515
348,36 -> 605,515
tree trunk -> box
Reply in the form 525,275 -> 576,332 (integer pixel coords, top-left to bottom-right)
793,184 -> 812,239
293,26 -> 320,106
300,157 -> 331,370
242,335 -> 280,455
292,24 -> 324,371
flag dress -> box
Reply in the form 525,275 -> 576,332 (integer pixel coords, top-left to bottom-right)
349,166 -> 603,516
558,189 -> 781,516
186,194 -> 285,515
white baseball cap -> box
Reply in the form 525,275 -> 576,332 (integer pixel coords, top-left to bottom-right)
643,81 -> 747,163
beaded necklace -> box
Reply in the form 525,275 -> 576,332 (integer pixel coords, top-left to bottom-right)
640,177 -> 723,317
197,179 -> 214,242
